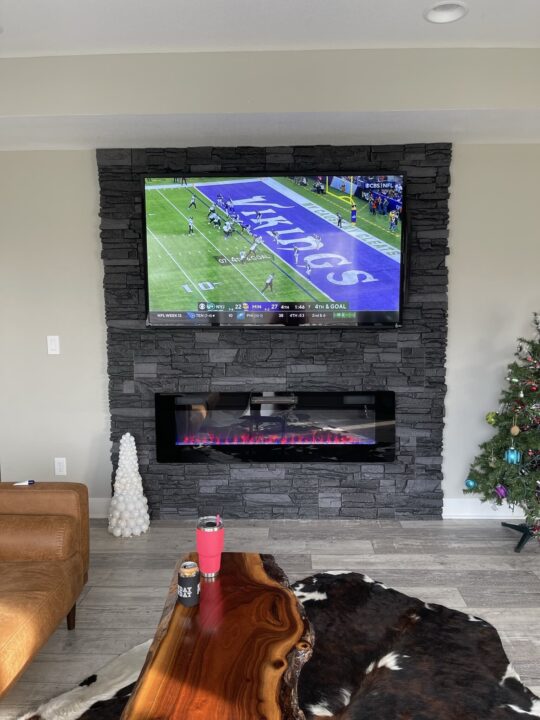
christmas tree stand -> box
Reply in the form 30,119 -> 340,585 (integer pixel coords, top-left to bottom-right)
501,522 -> 536,553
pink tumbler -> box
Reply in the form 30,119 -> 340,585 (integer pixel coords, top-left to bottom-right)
196,515 -> 224,577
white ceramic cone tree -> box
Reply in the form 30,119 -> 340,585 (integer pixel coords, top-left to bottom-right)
108,433 -> 150,538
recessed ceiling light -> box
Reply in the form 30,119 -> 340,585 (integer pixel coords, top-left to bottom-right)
424,1 -> 468,24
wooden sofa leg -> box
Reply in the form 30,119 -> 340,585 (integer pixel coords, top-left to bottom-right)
66,603 -> 76,631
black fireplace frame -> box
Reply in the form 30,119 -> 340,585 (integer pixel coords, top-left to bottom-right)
155,391 -> 395,464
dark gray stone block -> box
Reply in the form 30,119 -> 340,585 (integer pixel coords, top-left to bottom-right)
244,493 -> 293,505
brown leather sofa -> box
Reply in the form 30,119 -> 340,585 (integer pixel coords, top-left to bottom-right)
0,482 -> 89,698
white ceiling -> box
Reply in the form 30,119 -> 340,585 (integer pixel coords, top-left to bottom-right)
1,2 -> 539,148
0,0 -> 539,58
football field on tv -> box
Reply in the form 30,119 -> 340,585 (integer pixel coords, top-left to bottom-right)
145,177 -> 401,313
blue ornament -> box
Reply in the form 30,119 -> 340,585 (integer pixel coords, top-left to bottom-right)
504,447 -> 522,464
465,478 -> 477,490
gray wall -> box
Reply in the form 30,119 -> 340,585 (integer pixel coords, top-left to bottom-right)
98,144 -> 450,519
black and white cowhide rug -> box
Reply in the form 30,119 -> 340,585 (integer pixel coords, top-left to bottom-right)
18,573 -> 540,720
17,641 -> 151,720
293,572 -> 540,720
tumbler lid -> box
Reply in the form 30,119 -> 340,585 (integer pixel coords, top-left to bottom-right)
197,515 -> 223,531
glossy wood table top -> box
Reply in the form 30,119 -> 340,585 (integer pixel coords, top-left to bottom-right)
121,552 -> 313,720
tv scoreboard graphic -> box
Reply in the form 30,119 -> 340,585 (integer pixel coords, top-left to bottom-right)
155,302 -> 357,325
145,175 -> 403,325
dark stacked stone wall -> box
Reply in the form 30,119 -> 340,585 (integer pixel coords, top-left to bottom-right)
97,144 -> 451,519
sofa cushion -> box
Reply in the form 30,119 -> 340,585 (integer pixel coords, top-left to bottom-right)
0,483 -> 89,578
0,515 -> 78,562
0,554 -> 84,696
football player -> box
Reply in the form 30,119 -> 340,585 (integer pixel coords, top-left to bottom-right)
262,273 -> 274,293
247,241 -> 258,259
188,217 -> 194,234
188,194 -> 197,209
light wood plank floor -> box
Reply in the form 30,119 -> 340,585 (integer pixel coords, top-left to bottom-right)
1,519 -> 539,718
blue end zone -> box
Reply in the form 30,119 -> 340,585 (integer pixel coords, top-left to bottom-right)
195,179 -> 401,312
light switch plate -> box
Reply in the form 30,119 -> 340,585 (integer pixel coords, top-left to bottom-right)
54,457 -> 67,476
47,336 -> 60,355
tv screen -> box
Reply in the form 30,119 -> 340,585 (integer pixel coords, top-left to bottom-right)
143,174 -> 405,327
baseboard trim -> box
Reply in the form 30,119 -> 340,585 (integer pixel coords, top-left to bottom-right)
90,496 -> 526,520
89,497 -> 110,518
443,497 -> 525,520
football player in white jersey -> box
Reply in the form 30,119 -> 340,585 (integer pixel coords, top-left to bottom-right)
262,273 -> 274,293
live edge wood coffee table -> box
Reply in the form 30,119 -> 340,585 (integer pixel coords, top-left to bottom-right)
121,552 -> 314,720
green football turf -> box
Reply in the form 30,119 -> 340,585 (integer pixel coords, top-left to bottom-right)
145,184 -> 332,313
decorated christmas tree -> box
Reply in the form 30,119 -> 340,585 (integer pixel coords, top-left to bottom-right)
464,313 -> 540,551
108,433 -> 150,538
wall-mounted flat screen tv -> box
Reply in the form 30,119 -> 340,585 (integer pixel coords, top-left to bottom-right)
143,174 -> 406,327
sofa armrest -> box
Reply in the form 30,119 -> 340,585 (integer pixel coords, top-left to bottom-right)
0,483 -> 89,578
0,515 -> 79,562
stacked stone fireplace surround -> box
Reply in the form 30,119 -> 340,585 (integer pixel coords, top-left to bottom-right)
98,144 -> 451,520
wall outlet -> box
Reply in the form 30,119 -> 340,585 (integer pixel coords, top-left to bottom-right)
54,457 -> 67,476
47,336 -> 60,355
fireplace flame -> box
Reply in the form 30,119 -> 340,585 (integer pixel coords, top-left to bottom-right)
177,431 -> 371,446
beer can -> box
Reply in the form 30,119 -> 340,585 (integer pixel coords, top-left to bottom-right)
177,561 -> 200,607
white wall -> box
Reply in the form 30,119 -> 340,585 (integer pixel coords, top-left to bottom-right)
1,145 -> 539,517
443,144 -> 540,518
0,151 -> 111,516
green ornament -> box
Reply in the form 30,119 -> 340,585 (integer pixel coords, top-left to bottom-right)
485,411 -> 498,426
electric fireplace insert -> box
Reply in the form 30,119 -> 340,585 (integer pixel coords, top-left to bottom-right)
155,391 -> 395,463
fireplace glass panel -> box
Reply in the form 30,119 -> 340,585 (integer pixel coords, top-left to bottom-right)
156,391 -> 395,463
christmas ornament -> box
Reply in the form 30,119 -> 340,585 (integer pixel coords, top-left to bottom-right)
494,484 -> 509,499
519,390 -> 525,398
504,446 -> 522,464
108,433 -> 150,538
485,411 -> 498,426
510,414 -> 520,436
465,478 -> 477,490
530,384 -> 538,392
